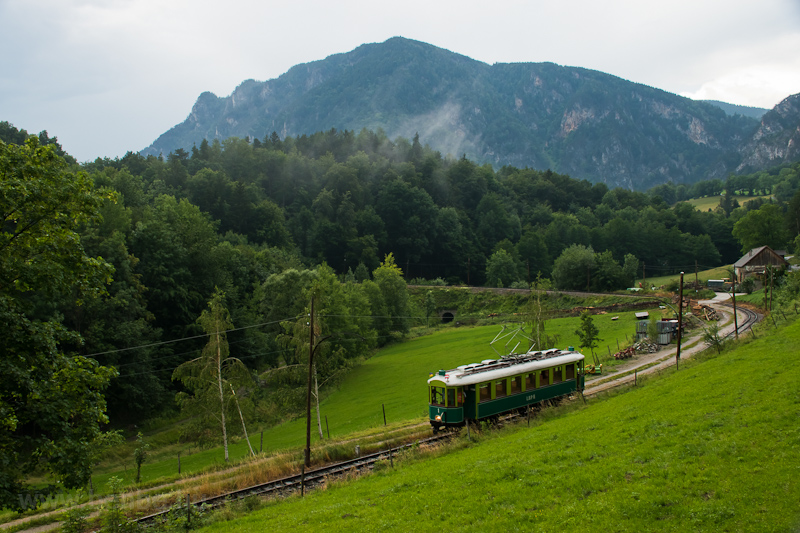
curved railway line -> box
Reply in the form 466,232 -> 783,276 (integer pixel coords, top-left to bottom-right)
133,297 -> 764,526
135,434 -> 451,526
3,296 -> 767,532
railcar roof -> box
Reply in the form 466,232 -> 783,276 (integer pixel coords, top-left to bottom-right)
427,349 -> 584,387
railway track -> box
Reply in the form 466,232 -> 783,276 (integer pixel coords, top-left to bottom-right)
134,433 -> 451,526
719,303 -> 761,340
135,301 -> 764,526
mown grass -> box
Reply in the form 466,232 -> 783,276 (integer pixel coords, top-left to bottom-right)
636,265 -> 732,290
195,313 -> 800,532
82,310 -> 658,494
684,194 -> 773,212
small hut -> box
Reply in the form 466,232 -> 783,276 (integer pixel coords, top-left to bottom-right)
733,246 -> 788,285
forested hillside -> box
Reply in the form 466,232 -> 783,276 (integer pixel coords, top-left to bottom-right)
9,121 -> 800,422
6,120 -> 800,506
143,37 -> 763,190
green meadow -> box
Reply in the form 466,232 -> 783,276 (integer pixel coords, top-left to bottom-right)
196,313 -> 800,532
88,311 -> 653,492
684,194 -> 773,212
636,265 -> 732,290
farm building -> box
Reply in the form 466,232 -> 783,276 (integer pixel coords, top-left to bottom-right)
733,246 -> 788,284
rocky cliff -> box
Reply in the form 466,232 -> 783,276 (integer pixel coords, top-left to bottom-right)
142,37 -> 794,190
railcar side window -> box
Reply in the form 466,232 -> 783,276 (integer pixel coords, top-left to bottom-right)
447,388 -> 456,407
553,366 -> 563,383
566,364 -> 575,380
495,380 -> 507,398
431,387 -> 445,406
540,369 -> 550,387
526,373 -> 536,390
479,383 -> 491,402
510,376 -> 522,394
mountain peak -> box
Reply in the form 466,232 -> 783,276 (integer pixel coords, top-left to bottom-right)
141,39 -> 798,189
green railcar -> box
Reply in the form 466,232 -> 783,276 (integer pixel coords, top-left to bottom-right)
427,348 -> 585,432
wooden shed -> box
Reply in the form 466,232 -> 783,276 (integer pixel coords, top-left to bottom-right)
733,246 -> 788,283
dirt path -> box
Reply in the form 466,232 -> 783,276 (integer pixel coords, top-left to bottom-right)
585,293 -> 749,396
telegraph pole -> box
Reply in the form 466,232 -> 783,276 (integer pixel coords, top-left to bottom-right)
304,297 -> 315,468
676,272 -> 684,370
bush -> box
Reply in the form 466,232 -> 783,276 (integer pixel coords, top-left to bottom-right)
408,277 -> 447,286
62,507 -> 90,533
740,277 -> 755,294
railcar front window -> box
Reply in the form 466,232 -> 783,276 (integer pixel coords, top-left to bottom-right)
431,387 -> 445,406
447,388 -> 456,407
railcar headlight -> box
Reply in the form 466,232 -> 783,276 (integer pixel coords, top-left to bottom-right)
435,415 -> 442,421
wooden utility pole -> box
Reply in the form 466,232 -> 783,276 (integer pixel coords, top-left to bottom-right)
304,298 -> 315,468
729,267 -> 738,340
732,286 -> 739,339
676,272 -> 684,370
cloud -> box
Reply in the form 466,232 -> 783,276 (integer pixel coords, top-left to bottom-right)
2,0 -> 800,160
681,66 -> 800,109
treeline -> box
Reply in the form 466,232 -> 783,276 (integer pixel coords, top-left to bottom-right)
65,130 -> 800,420
87,128 -> 757,284
6,123 -> 800,426
649,163 -> 800,205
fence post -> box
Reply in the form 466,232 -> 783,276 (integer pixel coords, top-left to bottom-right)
382,404 -> 387,426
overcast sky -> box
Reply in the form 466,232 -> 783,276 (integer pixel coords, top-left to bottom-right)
2,0 -> 799,162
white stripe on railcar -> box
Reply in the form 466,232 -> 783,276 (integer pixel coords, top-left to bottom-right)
428,351 -> 584,386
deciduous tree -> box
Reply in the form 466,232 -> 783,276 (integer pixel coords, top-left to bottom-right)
0,138 -> 116,510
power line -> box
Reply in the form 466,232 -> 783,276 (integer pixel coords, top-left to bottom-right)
82,316 -> 301,359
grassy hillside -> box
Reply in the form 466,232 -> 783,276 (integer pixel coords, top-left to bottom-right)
637,265 -> 731,290
196,315 -> 800,532
685,194 -> 773,212
87,312 -> 652,491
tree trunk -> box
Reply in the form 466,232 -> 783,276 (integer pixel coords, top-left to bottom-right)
232,385 -> 255,456
314,364 -> 323,439
217,330 -> 229,462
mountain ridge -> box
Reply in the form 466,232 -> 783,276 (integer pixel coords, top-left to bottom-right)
143,37 -> 796,190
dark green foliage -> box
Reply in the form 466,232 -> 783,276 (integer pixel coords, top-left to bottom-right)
0,138 -> 116,510
133,432 -> 150,483
575,311 -> 601,354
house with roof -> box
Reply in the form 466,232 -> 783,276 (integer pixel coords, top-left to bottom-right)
733,245 -> 788,285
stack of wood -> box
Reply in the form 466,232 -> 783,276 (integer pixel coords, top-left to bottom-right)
633,338 -> 659,354
691,302 -> 719,321
613,346 -> 635,359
